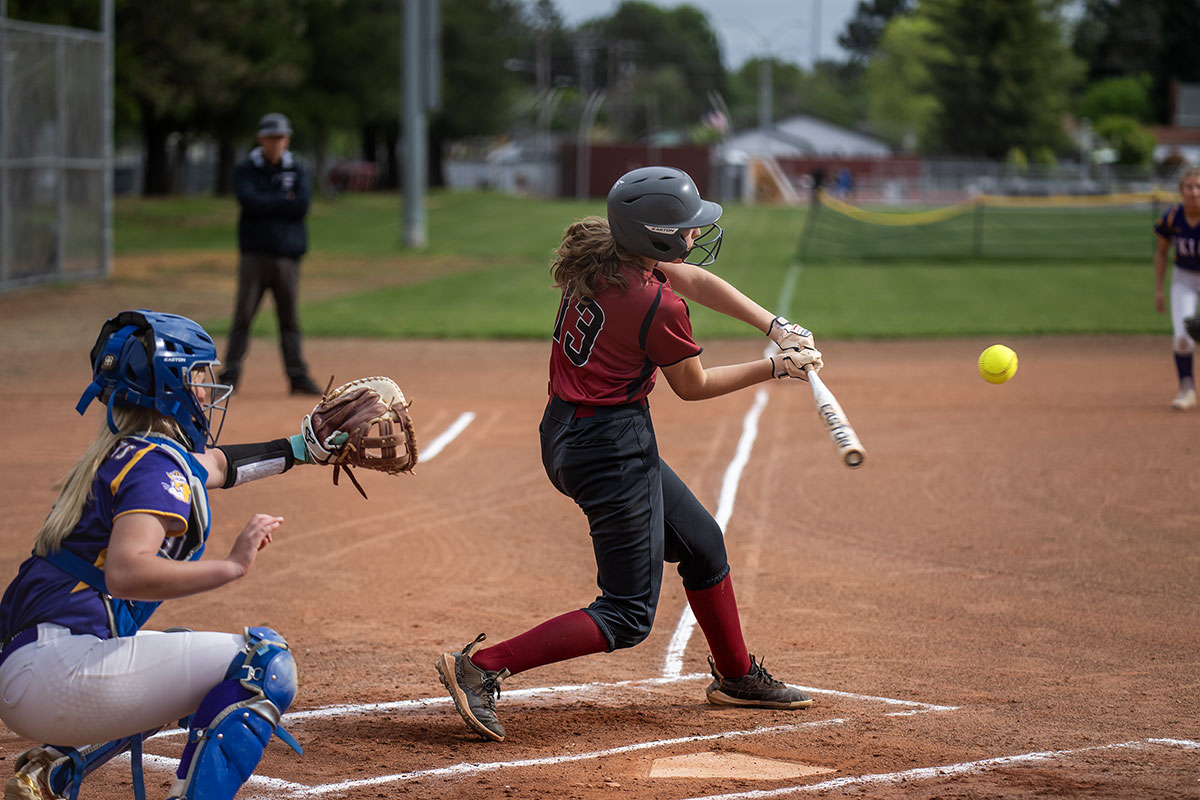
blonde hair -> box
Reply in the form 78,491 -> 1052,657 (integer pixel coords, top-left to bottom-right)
550,216 -> 645,301
35,406 -> 185,556
1180,167 -> 1200,189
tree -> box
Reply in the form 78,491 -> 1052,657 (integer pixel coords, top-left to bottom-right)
838,0 -> 916,71
921,0 -> 1083,158
1071,0 -> 1160,80
724,58 -> 863,133
429,0 -> 530,184
111,0 -> 308,195
596,2 -> 725,139
1076,73 -> 1153,123
1155,0 -> 1200,123
1093,115 -> 1156,165
294,1 -> 401,192
1071,0 -> 1200,124
863,12 -> 943,151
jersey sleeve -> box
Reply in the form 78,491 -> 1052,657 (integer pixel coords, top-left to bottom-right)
644,282 -> 703,367
109,445 -> 193,534
1154,206 -> 1177,239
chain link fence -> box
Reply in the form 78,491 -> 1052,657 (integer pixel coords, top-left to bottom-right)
0,8 -> 111,290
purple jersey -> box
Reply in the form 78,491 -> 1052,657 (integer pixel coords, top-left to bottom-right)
1154,204 -> 1200,272
0,436 -> 208,642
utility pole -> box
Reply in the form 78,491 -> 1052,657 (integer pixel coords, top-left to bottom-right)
811,0 -> 821,66
758,58 -> 772,133
402,0 -> 439,248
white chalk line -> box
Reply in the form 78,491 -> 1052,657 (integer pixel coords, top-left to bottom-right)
145,674 -> 953,743
664,261 -> 806,678
418,411 -> 475,461
129,720 -> 845,797
679,737 -> 1200,800
663,387 -> 770,679
274,719 -> 846,798
129,735 -> 1200,800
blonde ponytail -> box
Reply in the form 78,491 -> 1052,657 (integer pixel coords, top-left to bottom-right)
34,407 -> 186,556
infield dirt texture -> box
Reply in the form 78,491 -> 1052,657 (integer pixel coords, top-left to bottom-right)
0,261 -> 1196,799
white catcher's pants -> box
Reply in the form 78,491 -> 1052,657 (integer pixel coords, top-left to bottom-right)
0,623 -> 244,747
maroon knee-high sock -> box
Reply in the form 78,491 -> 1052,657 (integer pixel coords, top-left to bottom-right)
685,574 -> 752,677
471,610 -> 608,676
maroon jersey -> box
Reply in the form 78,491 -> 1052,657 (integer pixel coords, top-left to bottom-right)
550,266 -> 703,405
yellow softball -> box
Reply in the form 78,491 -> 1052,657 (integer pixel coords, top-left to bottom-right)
978,344 -> 1018,384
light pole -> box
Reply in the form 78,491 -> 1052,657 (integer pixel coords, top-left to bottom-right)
722,18 -> 806,134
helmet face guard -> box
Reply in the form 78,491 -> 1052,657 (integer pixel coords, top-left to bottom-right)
607,166 -> 724,264
75,310 -> 232,452
685,223 -> 723,266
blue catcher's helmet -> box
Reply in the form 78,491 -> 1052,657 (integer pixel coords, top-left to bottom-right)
75,310 -> 232,452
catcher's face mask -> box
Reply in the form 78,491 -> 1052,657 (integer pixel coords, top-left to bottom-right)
186,363 -> 233,447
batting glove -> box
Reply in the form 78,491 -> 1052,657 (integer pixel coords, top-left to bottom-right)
770,348 -> 823,380
768,315 -> 817,353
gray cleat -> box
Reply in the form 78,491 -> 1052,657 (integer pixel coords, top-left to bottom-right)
436,633 -> 510,741
705,654 -> 814,709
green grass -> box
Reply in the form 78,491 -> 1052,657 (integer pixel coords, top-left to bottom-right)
115,191 -> 1168,340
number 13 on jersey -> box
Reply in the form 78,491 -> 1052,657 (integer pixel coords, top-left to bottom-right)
553,295 -> 606,367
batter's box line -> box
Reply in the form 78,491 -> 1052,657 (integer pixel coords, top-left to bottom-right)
677,737 -> 1200,800
144,673 -> 955,742
136,718 -> 849,799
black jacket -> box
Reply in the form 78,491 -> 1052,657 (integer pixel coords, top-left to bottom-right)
234,148 -> 311,257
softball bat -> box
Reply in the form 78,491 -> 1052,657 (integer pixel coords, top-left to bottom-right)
805,368 -> 866,468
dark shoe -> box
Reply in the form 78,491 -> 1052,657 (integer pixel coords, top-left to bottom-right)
436,633 -> 509,741
290,376 -> 323,396
217,372 -> 238,394
705,654 -> 813,709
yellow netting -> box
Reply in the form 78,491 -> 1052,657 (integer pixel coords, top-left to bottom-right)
817,188 -> 1177,227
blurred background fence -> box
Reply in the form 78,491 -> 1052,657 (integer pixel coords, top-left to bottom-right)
0,9 -> 111,290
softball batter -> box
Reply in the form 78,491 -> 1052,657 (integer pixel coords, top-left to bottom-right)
437,166 -> 823,742
1153,166 -> 1200,410
0,310 -> 318,800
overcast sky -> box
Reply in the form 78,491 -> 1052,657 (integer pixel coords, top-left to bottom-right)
550,0 -> 863,70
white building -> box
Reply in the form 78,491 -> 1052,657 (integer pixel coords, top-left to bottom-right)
718,114 -> 892,159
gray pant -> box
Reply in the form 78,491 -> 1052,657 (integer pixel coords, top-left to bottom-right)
223,252 -> 309,383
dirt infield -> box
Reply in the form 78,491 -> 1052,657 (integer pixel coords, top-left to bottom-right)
0,280 -> 1197,798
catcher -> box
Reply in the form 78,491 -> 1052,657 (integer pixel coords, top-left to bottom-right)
0,309 -> 414,800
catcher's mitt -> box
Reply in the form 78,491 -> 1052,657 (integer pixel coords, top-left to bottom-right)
1185,313 -> 1200,342
301,376 -> 417,499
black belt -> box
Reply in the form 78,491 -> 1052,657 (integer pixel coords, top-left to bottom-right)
0,627 -> 38,670
550,395 -> 648,419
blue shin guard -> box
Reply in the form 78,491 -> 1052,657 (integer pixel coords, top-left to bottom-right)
167,627 -> 300,800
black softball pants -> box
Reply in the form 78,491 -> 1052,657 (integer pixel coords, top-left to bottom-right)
540,396 -> 730,651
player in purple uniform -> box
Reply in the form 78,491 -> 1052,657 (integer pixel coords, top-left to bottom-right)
436,166 -> 824,742
0,310 -> 325,800
1153,167 -> 1200,410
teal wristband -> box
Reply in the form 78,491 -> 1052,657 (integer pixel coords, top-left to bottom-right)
288,434 -> 310,464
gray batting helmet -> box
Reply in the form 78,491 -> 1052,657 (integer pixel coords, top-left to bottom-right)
606,166 -> 723,264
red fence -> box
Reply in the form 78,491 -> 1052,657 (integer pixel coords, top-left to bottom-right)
558,143 -> 715,199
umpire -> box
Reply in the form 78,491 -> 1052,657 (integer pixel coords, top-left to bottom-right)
220,112 -> 322,396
